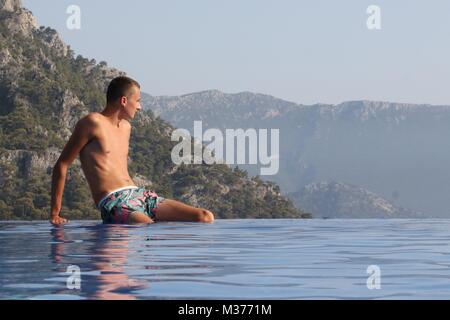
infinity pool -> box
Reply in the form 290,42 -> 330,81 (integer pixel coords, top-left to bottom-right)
1,219 -> 450,299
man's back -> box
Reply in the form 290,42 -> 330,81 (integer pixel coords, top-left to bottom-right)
79,113 -> 136,206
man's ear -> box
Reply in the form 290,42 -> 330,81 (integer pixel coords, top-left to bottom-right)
120,96 -> 127,107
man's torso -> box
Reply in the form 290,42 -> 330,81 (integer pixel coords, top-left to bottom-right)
79,113 -> 135,205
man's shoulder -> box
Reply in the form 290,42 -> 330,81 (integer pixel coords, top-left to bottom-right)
78,112 -> 103,127
83,112 -> 103,123
122,119 -> 132,130
72,113 -> 103,137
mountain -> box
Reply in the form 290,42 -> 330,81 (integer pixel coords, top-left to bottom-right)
290,182 -> 425,219
0,0 -> 310,220
142,90 -> 301,126
142,91 -> 450,218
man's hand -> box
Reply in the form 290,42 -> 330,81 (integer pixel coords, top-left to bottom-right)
50,214 -> 69,226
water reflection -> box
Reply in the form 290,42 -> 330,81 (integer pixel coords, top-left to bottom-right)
50,227 -> 66,265
50,224 -> 148,300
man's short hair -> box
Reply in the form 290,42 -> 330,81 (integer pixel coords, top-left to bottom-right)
107,76 -> 140,104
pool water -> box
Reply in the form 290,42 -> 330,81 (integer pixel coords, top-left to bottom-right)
1,219 -> 450,300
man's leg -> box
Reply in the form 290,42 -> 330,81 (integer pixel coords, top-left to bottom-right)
126,212 -> 155,225
155,199 -> 215,223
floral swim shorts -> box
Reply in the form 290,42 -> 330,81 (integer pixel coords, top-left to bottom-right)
97,187 -> 165,224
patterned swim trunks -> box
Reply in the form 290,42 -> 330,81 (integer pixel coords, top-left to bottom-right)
97,187 -> 165,224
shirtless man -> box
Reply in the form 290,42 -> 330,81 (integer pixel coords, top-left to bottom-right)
50,76 -> 215,225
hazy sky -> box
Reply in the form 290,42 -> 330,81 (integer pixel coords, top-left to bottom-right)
22,0 -> 450,105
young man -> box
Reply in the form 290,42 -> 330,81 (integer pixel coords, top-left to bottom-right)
50,76 -> 215,225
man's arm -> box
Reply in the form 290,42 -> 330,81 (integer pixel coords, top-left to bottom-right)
50,114 -> 99,225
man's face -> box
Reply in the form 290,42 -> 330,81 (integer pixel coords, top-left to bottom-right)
121,86 -> 142,120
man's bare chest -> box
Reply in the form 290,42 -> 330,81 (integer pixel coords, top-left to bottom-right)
82,126 -> 130,160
